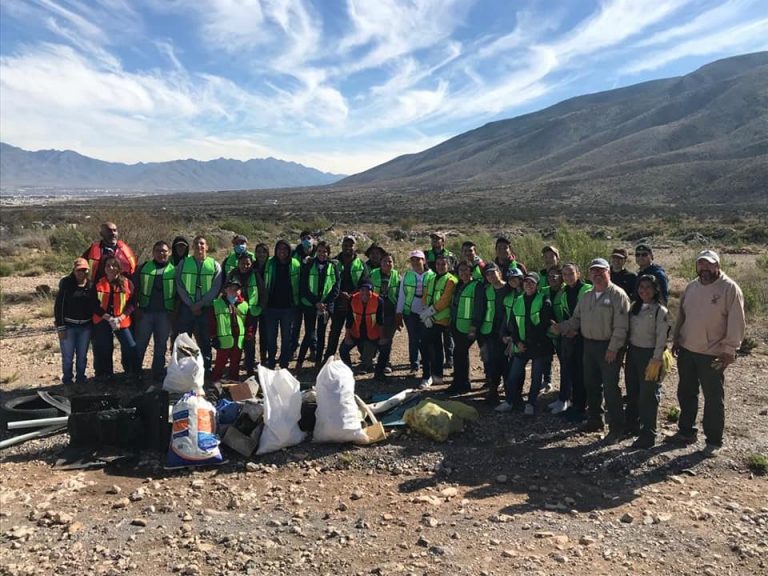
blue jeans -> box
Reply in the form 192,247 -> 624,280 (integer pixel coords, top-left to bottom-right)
134,310 -> 172,378
177,304 -> 213,372
264,307 -> 295,368
404,312 -> 429,377
92,321 -> 140,377
59,324 -> 91,385
505,355 -> 546,409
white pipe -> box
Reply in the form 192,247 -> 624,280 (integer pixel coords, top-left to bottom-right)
7,416 -> 69,430
0,425 -> 66,449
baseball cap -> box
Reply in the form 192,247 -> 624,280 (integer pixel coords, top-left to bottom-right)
524,271 -> 540,283
696,249 -> 720,264
635,243 -> 653,255
409,250 -> 426,260
542,245 -> 560,258
429,232 -> 445,239
483,262 -> 498,274
359,280 -> 373,290
73,257 -> 89,270
233,234 -> 248,244
225,278 -> 242,288
611,248 -> 628,259
505,267 -> 524,280
588,258 -> 610,270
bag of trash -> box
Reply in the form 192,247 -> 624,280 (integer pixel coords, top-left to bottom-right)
163,333 -> 205,393
403,398 -> 478,442
166,391 -> 223,468
256,365 -> 306,455
313,357 -> 368,444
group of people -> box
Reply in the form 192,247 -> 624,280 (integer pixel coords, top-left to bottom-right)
54,222 -> 746,453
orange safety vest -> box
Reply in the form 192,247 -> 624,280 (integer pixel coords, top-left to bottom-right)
86,240 -> 137,281
92,277 -> 133,328
349,292 -> 381,341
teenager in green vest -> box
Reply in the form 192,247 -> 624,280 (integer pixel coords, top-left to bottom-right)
369,252 -> 399,379
457,240 -> 486,280
221,233 -> 255,277
325,236 -> 367,362
263,239 -> 301,369
420,253 -> 457,386
446,261 -> 485,395
176,235 -> 222,372
228,252 -> 264,377
297,241 -> 340,369
496,272 -> 555,416
425,232 -> 455,370
479,263 -> 510,403
551,263 -> 592,420
494,237 -> 529,278
209,279 -> 250,383
396,250 -> 436,389
133,241 -> 176,382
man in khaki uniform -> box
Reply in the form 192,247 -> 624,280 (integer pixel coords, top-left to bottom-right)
554,258 -> 631,442
668,250 -> 745,456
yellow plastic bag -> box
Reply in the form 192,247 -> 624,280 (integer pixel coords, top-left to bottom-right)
403,399 -> 479,442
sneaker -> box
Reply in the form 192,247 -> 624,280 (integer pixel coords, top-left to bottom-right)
494,402 -> 514,413
549,400 -> 568,414
444,360 -> 453,370
664,431 -> 698,445
419,377 -> 433,390
700,443 -> 723,458
383,366 -> 393,375
631,436 -> 655,449
524,404 -> 535,417
542,383 -> 553,393
431,375 -> 444,385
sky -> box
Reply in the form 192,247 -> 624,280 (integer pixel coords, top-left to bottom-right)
1,1 -> 766,175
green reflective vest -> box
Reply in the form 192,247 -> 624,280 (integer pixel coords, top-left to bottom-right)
138,260 -> 176,311
181,257 -> 217,302
454,280 -> 479,334
553,282 -> 593,323
480,283 -> 498,335
512,292 -> 544,353
302,260 -> 337,307
265,257 -> 301,305
340,257 -> 365,287
425,248 -> 454,267
370,268 -> 400,305
401,269 -> 435,315
213,297 -> 249,350
503,290 -> 521,323
471,262 -> 484,280
223,250 -> 255,276
240,270 -> 262,317
426,272 -> 456,321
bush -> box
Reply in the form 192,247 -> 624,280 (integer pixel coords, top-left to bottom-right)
747,454 -> 767,476
665,406 -> 680,423
0,263 -> 11,277
49,227 -> 89,257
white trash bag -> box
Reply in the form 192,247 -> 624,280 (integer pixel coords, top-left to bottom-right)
166,391 -> 223,468
163,333 -> 205,393
313,356 -> 369,444
256,365 -> 306,455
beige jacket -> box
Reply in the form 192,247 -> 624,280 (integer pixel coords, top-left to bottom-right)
560,282 -> 630,351
673,272 -> 745,357
629,303 -> 670,360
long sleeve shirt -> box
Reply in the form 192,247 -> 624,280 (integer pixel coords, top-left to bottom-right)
559,282 -> 630,352
396,270 -> 429,315
629,303 -> 670,360
54,274 -> 93,327
509,293 -> 555,358
175,258 -> 223,308
673,272 -> 745,357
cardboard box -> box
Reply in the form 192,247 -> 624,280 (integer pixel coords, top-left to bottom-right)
226,378 -> 260,402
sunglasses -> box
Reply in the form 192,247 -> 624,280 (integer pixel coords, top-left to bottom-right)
635,252 -> 650,257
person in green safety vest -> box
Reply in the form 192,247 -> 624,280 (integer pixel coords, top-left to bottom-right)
396,250 -> 436,389
540,266 -> 564,397
538,245 -> 561,288
253,243 -> 270,364
425,232 -> 456,370
479,262 -> 510,404
228,252 -> 265,377
493,237 -> 528,279
290,230 -> 318,357
221,233 -> 255,277
133,240 -> 176,383
496,271 -> 555,416
208,279 -> 250,383
369,252 -> 399,379
263,239 -> 301,369
176,235 -> 223,373
420,253 -> 457,386
456,240 -> 486,281
325,235 -> 367,362
446,261 -> 485,395
297,241 -> 340,370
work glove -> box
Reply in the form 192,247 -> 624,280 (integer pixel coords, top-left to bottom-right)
644,358 -> 662,381
419,306 -> 436,321
423,316 -> 433,328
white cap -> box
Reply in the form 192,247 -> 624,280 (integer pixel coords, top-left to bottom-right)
696,249 -> 720,264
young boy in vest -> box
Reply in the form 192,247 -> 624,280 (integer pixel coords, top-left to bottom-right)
209,279 -> 250,383
340,281 -> 386,376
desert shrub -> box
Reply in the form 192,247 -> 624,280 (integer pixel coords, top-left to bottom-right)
665,406 -> 680,423
0,263 -> 11,277
730,266 -> 768,320
747,454 -> 767,476
49,227 -> 89,257
35,293 -> 55,319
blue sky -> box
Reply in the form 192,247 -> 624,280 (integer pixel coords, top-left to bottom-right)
1,0 -> 766,175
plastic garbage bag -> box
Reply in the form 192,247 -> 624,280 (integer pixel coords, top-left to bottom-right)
166,391 -> 223,468
163,333 -> 205,393
313,357 -> 368,444
256,365 -> 306,455
403,398 -> 479,442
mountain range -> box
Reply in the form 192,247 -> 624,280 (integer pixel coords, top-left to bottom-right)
0,143 -> 344,193
341,51 -> 768,206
